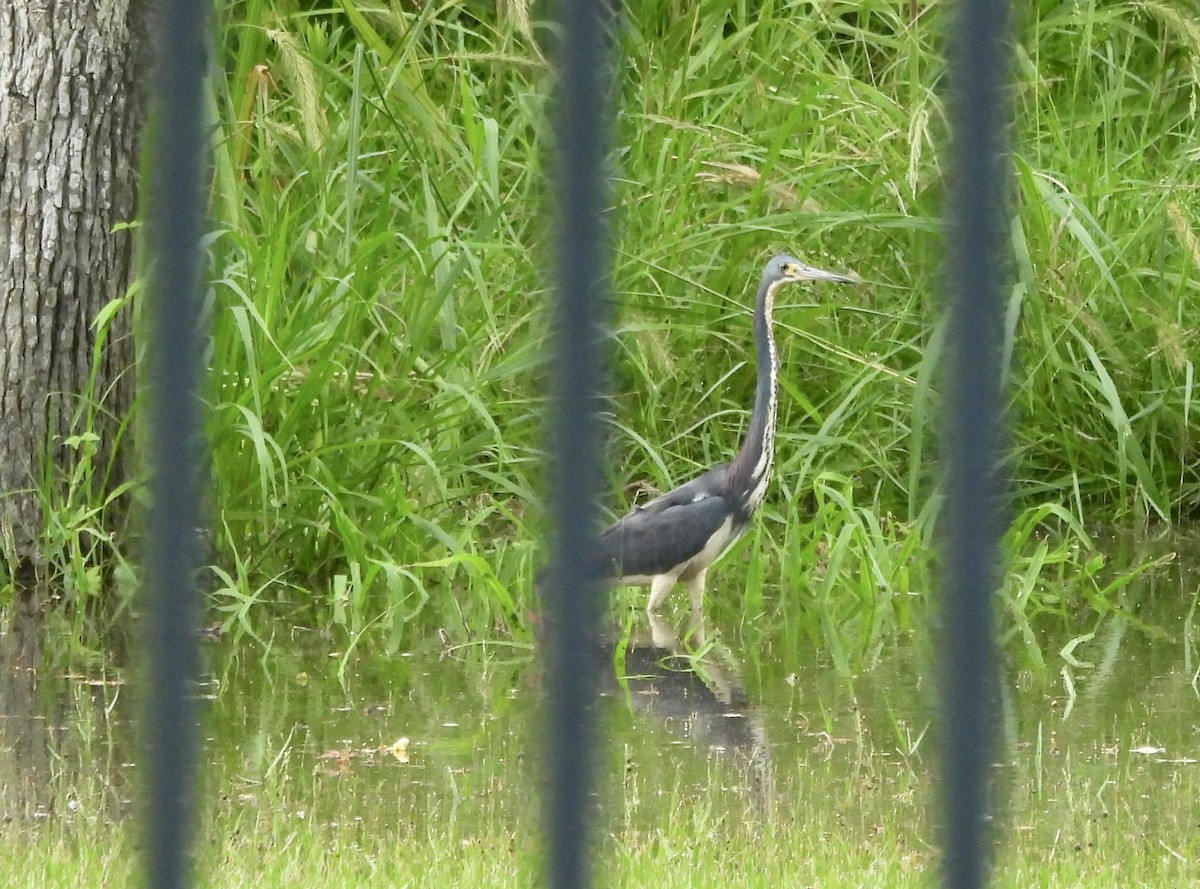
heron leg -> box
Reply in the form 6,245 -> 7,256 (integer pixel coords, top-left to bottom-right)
646,574 -> 676,613
685,608 -> 707,648
647,612 -> 679,650
685,568 -> 708,616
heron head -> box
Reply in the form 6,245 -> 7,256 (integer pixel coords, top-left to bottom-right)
768,253 -> 859,285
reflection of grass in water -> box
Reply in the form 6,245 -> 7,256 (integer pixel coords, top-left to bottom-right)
9,632 -> 1200,887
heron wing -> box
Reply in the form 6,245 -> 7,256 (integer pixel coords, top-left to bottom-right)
594,484 -> 732,581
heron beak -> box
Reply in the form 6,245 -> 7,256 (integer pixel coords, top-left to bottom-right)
792,263 -> 860,284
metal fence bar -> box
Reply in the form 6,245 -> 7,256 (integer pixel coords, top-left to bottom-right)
940,0 -> 1011,886
542,1 -> 614,887
141,4 -> 211,888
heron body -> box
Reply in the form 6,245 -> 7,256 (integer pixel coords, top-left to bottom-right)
594,254 -> 856,614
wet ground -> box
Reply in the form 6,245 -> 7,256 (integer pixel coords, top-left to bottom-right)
2,533 -> 1199,881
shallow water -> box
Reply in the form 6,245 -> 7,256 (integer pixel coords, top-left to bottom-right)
193,554 -> 1198,860
2,532 -> 1199,880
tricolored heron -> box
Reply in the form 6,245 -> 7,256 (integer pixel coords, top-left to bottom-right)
594,254 -> 857,615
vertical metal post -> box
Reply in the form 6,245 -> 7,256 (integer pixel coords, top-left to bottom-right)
142,3 -> 210,888
940,0 -> 1010,887
543,1 -> 613,887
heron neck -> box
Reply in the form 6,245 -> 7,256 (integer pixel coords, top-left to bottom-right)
730,278 -> 779,506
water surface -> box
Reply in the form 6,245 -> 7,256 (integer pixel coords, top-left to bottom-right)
2,533 -> 1198,883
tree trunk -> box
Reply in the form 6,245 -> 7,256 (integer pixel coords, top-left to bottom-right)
0,1 -> 148,601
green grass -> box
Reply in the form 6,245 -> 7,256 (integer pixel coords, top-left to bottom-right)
3,0 -> 1198,666
189,0 -> 1200,657
11,784 -> 1200,888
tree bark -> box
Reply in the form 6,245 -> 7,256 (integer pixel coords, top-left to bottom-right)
0,1 -> 148,596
